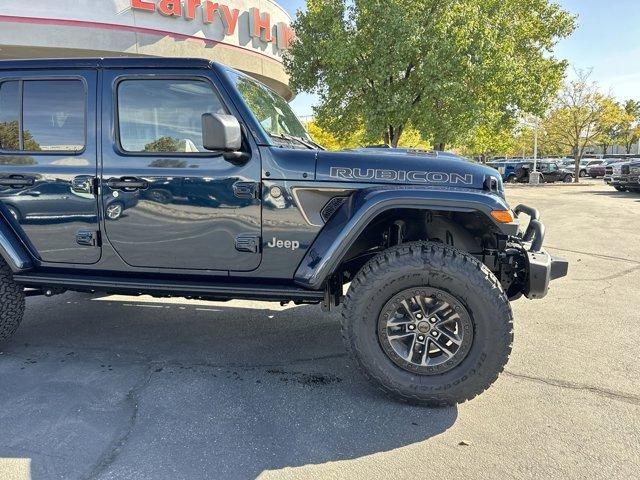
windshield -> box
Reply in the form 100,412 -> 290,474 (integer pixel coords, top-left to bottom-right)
224,68 -> 311,144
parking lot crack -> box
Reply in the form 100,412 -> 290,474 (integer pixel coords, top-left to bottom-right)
504,371 -> 640,406
545,246 -> 640,265
80,364 -> 157,480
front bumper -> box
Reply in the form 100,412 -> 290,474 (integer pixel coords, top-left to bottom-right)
621,174 -> 640,189
513,205 -> 569,299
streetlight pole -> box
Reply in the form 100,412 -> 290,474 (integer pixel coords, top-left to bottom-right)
533,119 -> 538,172
529,117 -> 542,185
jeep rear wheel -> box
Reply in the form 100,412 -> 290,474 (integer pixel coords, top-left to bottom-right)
0,261 -> 25,343
341,242 -> 513,406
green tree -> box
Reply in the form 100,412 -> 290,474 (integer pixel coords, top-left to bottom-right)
596,97 -> 626,155
284,0 -> 575,148
0,121 -> 41,151
458,120 -> 518,161
144,136 -> 181,152
308,120 -> 431,150
618,99 -> 640,154
543,70 -> 606,182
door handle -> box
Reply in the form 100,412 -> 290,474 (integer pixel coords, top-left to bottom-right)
106,177 -> 148,191
0,176 -> 35,188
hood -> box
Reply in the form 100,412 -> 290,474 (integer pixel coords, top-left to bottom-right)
315,150 -> 501,191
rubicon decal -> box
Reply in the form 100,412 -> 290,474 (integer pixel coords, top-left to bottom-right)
329,167 -> 473,185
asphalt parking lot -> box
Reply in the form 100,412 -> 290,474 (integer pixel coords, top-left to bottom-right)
1,181 -> 639,480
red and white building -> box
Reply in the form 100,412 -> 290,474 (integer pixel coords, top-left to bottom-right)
0,0 -> 294,99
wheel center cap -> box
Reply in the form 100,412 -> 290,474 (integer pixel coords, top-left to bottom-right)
417,322 -> 430,333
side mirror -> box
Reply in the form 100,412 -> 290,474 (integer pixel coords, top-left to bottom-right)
202,113 -> 242,152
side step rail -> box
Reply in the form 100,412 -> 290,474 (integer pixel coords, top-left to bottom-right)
13,273 -> 325,303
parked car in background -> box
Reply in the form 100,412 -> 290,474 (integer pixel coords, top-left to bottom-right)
618,160 -> 640,193
488,160 -> 532,183
493,160 -> 573,184
604,161 -> 631,191
588,158 -> 621,178
562,159 -> 604,177
627,162 -> 640,193
0,180 -> 138,222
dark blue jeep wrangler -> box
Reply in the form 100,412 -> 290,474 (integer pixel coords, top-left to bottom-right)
0,58 -> 567,405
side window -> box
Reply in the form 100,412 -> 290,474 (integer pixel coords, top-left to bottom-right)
23,80 -> 85,152
0,79 -> 85,153
549,163 -> 558,172
0,81 -> 20,150
117,79 -> 226,153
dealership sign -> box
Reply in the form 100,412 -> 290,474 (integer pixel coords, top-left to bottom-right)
132,0 -> 294,49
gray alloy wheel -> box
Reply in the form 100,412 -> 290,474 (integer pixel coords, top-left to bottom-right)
378,287 -> 474,375
105,202 -> 124,220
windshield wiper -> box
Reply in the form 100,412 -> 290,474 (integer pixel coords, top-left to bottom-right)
270,133 -> 322,150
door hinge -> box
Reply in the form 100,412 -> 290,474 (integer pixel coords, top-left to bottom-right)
233,181 -> 261,199
235,234 -> 261,254
76,230 -> 100,247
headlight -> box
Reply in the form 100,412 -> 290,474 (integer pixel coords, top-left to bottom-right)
631,167 -> 640,174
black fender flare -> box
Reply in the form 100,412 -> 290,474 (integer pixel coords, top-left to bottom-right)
294,186 -> 519,290
0,217 -> 34,273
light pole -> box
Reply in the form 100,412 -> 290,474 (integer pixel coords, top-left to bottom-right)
523,116 -> 542,184
533,119 -> 539,173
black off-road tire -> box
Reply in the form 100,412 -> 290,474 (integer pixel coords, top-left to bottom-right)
341,242 -> 513,406
0,261 -> 25,343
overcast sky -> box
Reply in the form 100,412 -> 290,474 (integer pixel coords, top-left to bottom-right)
278,0 -> 640,117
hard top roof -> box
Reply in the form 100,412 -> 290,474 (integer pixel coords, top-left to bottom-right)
0,57 -> 216,71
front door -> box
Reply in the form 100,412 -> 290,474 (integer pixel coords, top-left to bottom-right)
0,71 -> 100,264
100,71 -> 261,271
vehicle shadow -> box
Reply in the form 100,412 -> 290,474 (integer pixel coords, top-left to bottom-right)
0,293 -> 457,480
566,188 -> 640,199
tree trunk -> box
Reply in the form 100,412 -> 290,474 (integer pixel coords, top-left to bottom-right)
574,153 -> 581,183
390,125 -> 404,148
434,142 -> 446,151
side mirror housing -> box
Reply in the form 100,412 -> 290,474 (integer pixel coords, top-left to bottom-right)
202,113 -> 242,152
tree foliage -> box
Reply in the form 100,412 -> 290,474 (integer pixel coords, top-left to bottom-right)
284,0 -> 575,148
618,100 -> 640,154
307,120 -> 431,150
0,122 -> 41,151
144,136 -> 181,152
542,70 -> 608,181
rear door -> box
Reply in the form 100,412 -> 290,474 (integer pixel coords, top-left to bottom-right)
100,70 -> 262,271
0,71 -> 100,264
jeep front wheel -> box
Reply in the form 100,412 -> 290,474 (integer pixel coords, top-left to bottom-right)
0,261 -> 26,343
341,242 -> 513,406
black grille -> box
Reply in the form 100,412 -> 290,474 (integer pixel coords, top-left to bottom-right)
605,166 -> 614,175
622,165 -> 630,175
321,197 -> 347,222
